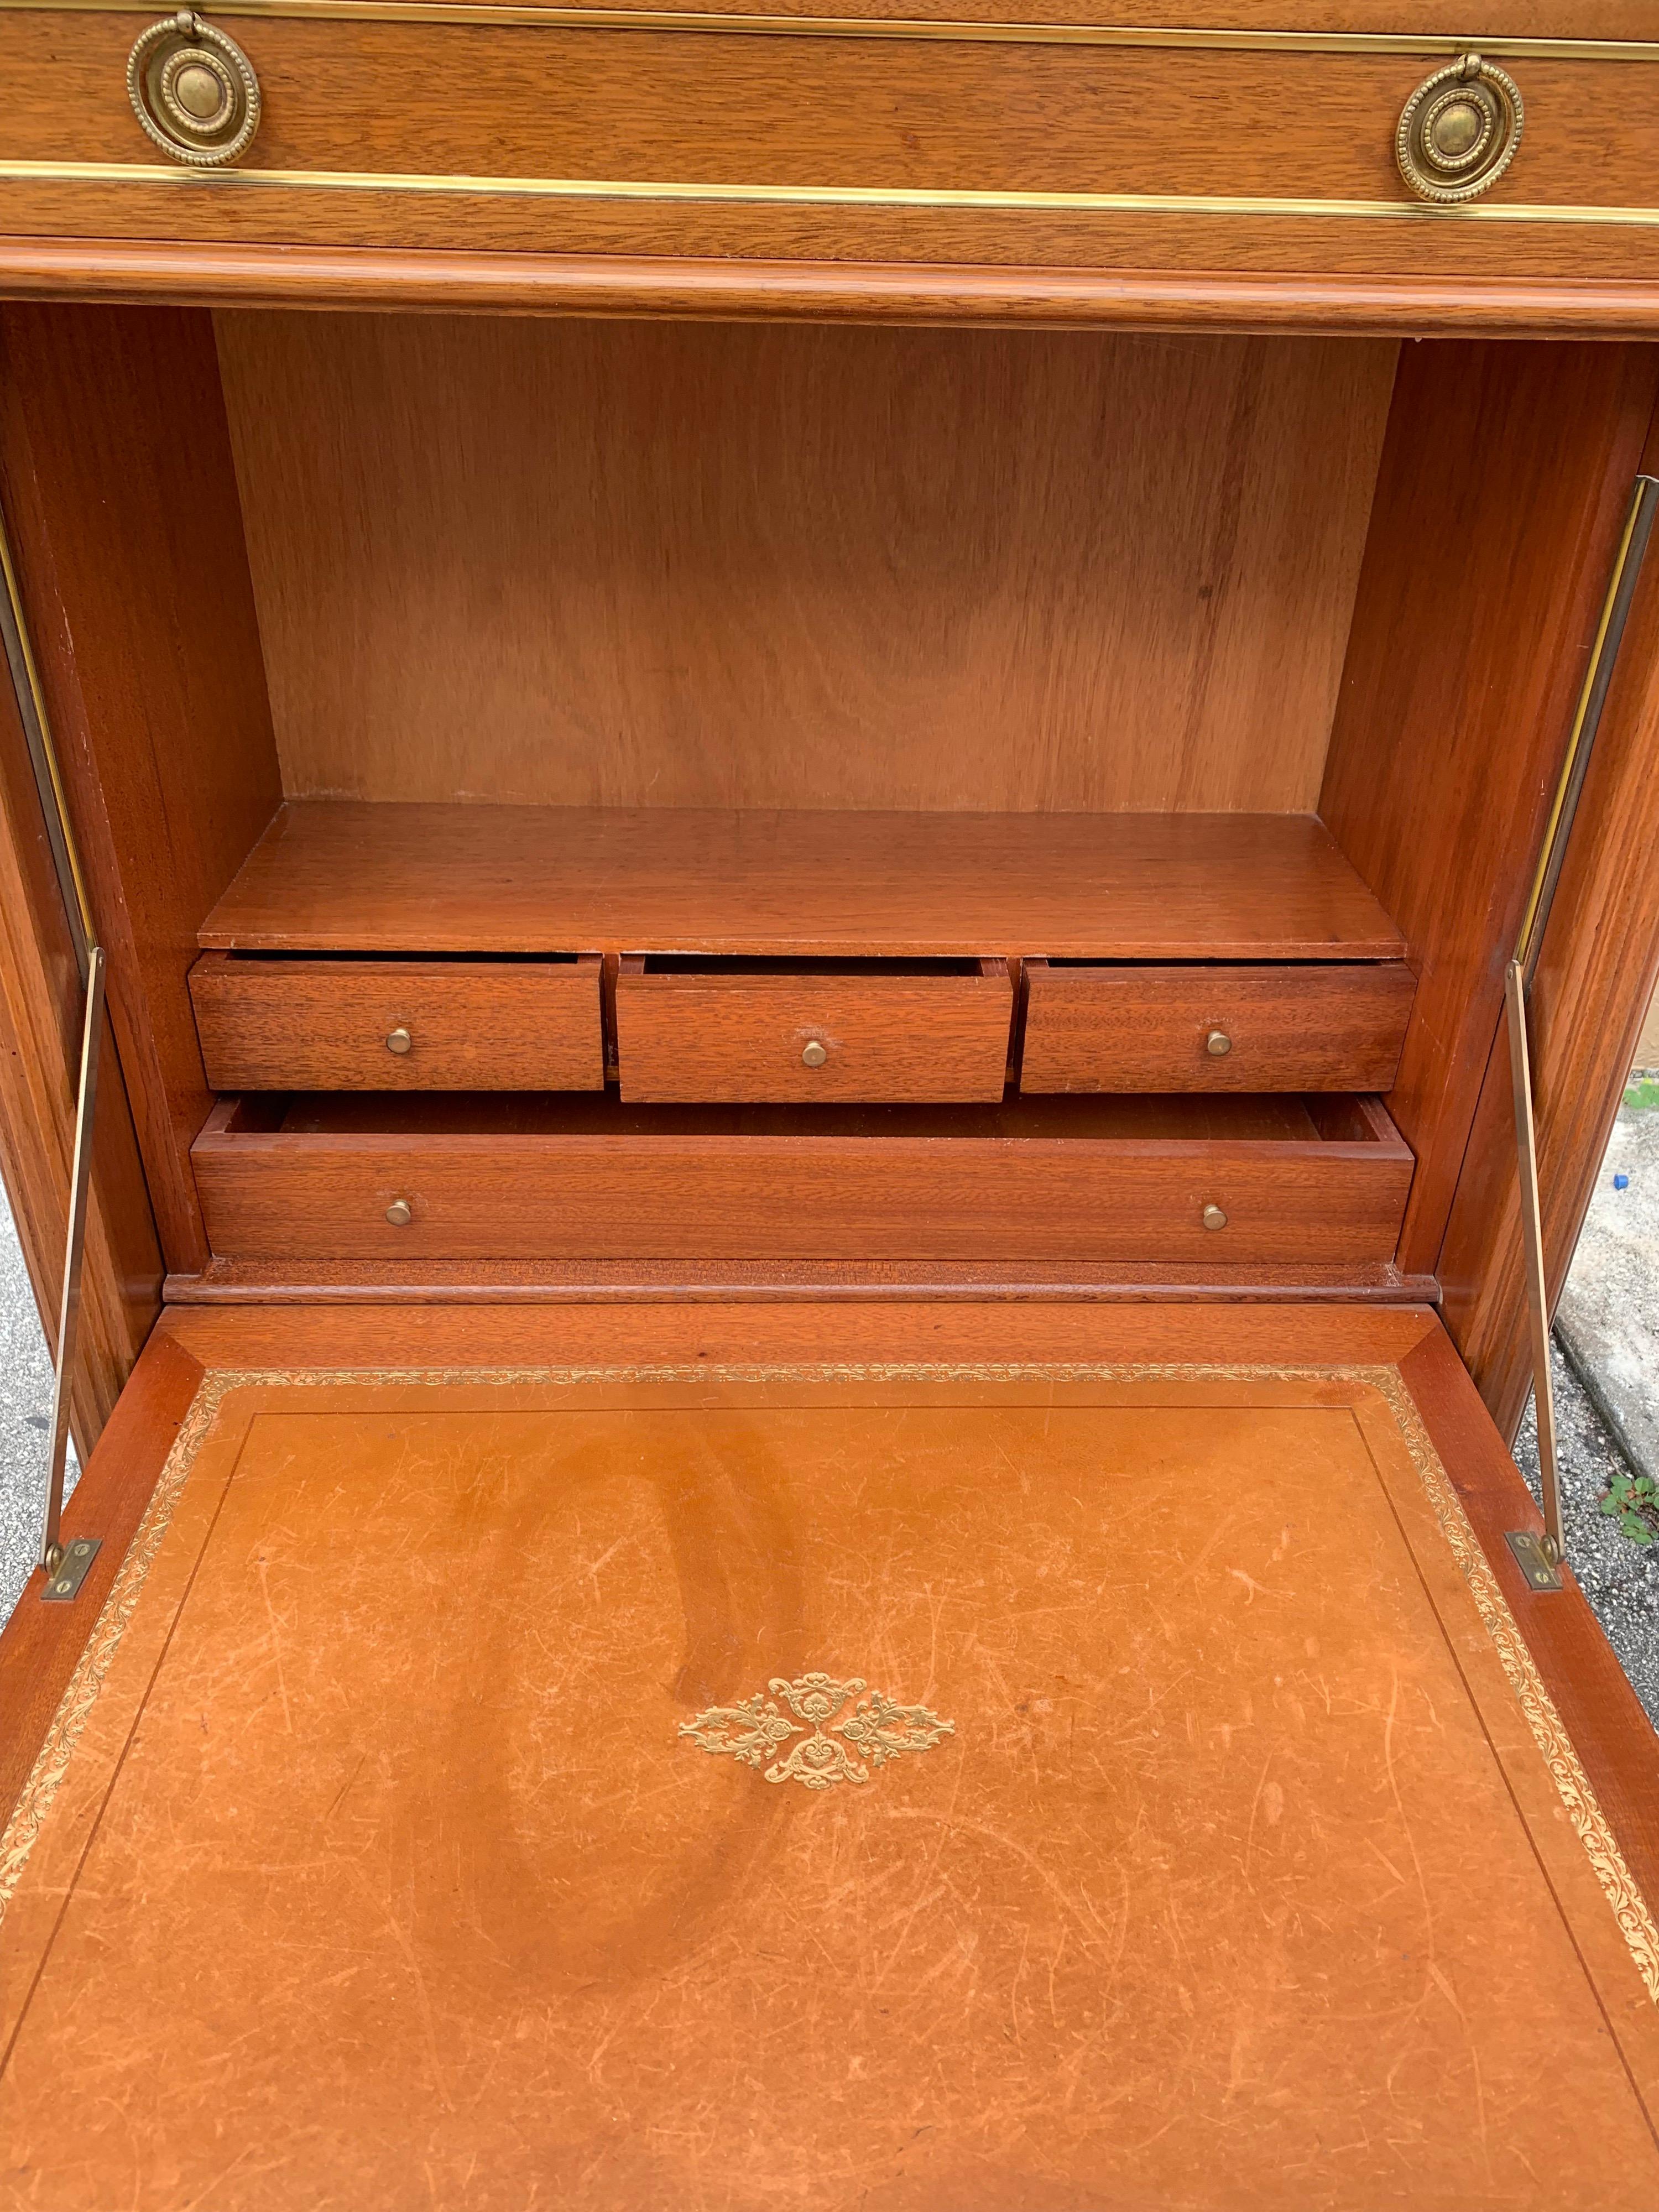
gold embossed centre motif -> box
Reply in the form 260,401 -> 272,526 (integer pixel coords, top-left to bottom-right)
680,1671 -> 954,1791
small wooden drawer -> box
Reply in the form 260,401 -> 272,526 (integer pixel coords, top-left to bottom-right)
614,957 -> 1014,1103
189,953 -> 604,1092
1020,961 -> 1416,1095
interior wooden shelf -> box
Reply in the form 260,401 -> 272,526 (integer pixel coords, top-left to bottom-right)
199,804 -> 1405,961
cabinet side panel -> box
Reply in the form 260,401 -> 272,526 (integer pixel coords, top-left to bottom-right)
0,305 -> 284,1274
1319,341 -> 1659,1281
0,625 -> 161,1448
1439,405 -> 1659,1433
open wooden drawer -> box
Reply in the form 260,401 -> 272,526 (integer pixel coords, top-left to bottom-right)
3,1299 -> 1657,2209
190,1090 -> 1414,1267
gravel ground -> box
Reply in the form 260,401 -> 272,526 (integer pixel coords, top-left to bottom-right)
1556,1099 -> 1659,1485
1515,1341 -> 1659,1729
0,1178 -> 76,1627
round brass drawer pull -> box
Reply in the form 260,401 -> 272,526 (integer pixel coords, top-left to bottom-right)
385,1199 -> 414,1227
801,1040 -> 829,1068
128,11 -> 261,168
1202,1204 -> 1228,1232
385,1026 -> 413,1056
1396,53 -> 1522,205
1205,1029 -> 1232,1057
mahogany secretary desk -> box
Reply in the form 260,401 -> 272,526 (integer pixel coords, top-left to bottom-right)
2,4 -> 1659,2204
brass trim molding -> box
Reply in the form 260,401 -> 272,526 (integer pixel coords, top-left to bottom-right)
2,1358 -> 1655,2008
4,0 -> 1659,63
8,156 -> 1659,227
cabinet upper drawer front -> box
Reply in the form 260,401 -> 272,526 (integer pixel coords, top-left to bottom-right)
1020,961 -> 1417,1094
190,953 -> 604,1090
614,959 -> 1014,1102
6,13 -> 1659,279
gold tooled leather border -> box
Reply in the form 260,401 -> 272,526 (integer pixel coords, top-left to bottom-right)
3,1359 -> 1655,2004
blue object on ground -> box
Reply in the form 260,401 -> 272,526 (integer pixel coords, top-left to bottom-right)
1615,1173 -> 1631,1191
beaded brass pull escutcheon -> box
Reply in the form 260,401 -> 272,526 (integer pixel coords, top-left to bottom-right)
1396,52 -> 1524,205
680,1671 -> 954,1791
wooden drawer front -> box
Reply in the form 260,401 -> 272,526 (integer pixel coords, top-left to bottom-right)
1021,962 -> 1416,1094
189,954 -> 603,1091
6,14 -> 1659,283
192,1092 -> 1412,1269
614,959 -> 1013,1103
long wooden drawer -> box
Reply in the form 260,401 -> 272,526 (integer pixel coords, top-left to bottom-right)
1020,960 -> 1416,1094
614,957 -> 1013,1103
192,1092 -> 1413,1267
4,11 -> 1657,288
189,953 -> 604,1091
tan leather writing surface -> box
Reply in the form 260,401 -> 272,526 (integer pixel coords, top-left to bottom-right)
2,1368 -> 1656,2207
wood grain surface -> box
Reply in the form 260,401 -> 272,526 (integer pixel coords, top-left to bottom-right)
189,952 -> 605,1092
6,191 -> 1659,290
223,0 -> 1659,30
1441,401 -> 1659,1432
161,1254 -> 1439,1304
0,583 -> 160,1448
1020,958 -> 1416,1093
6,18 -> 1655,211
215,316 -> 1394,816
198,806 -> 1406,961
4,14 -> 1659,291
1399,1323 -> 1659,1914
1319,339 -> 1659,1281
0,1326 -> 201,1829
8,244 -> 1659,336
189,1089 -> 1413,1268
0,304 -> 284,1275
614,957 -> 1013,1102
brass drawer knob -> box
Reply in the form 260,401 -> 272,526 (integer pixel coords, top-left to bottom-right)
128,11 -> 261,168
1206,1029 -> 1232,1057
1202,1204 -> 1228,1232
801,1040 -> 829,1068
385,1199 -> 413,1227
385,1026 -> 413,1056
1396,53 -> 1522,205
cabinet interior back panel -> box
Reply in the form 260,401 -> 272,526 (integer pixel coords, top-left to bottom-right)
215,314 -> 1398,814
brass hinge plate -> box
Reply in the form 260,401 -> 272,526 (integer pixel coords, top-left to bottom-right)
40,1535 -> 102,1603
1505,1529 -> 1564,1592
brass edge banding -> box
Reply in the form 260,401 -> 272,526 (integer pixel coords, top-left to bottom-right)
8,159 -> 1659,227
1514,475 -> 1659,977
0,500 -> 96,959
6,0 -> 1659,63
2,1358 -> 1654,2007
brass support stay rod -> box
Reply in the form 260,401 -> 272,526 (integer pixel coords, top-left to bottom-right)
1507,470 -> 1658,1567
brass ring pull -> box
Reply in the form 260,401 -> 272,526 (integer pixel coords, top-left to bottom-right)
128,11 -> 260,167
1396,52 -> 1522,205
